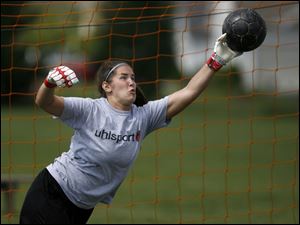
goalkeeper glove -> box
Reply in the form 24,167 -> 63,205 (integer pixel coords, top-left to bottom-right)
206,33 -> 242,71
44,66 -> 79,88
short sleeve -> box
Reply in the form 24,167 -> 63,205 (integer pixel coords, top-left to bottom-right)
142,96 -> 171,135
59,97 -> 93,129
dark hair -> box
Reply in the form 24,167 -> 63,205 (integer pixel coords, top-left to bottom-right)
96,60 -> 128,97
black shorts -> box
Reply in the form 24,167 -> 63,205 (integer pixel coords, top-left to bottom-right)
20,168 -> 94,224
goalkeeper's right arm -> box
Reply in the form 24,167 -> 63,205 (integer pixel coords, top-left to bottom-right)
35,66 -> 79,117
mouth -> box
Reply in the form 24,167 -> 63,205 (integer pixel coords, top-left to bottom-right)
129,89 -> 136,94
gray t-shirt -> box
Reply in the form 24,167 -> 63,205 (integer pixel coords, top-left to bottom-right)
47,96 -> 170,209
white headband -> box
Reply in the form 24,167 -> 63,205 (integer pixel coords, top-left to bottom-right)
105,63 -> 127,81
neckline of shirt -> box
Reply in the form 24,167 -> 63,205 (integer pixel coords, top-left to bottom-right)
102,98 -> 132,116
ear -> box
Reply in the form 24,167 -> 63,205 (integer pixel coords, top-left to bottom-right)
102,81 -> 112,93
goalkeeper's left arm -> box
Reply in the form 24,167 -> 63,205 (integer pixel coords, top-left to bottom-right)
166,33 -> 242,120
35,66 -> 79,116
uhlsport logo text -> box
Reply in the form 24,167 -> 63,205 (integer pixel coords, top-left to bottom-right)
95,129 -> 140,143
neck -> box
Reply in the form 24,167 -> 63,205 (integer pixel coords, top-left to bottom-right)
106,97 -> 132,111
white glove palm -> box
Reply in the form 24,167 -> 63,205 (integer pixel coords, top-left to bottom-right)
213,33 -> 242,65
206,33 -> 242,71
44,66 -> 79,88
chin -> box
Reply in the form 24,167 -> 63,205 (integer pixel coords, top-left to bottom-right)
129,98 -> 136,105
123,97 -> 135,106
129,95 -> 136,104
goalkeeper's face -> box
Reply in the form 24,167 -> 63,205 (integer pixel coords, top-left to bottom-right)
105,65 -> 137,106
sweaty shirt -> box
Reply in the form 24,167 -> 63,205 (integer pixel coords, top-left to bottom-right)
47,96 -> 170,209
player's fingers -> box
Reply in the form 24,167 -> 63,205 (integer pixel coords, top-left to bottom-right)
71,77 -> 79,84
56,79 -> 65,86
64,69 -> 75,76
58,66 -> 69,71
58,82 -> 66,88
48,69 -> 60,78
234,51 -> 243,57
65,73 -> 79,87
66,73 -> 77,80
217,33 -> 227,42
52,74 -> 63,81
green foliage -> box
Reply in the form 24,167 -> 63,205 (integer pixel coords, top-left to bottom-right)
1,1 -> 178,105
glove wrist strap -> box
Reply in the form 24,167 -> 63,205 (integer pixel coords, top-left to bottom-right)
206,53 -> 223,71
44,79 -> 56,88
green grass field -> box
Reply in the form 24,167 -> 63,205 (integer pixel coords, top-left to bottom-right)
1,83 -> 299,224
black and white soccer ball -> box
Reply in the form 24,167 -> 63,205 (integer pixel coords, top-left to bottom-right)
222,8 -> 267,52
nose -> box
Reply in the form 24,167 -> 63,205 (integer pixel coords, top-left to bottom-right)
128,77 -> 135,86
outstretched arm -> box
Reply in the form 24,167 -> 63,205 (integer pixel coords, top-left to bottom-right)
35,66 -> 79,117
166,34 -> 242,120
167,64 -> 214,120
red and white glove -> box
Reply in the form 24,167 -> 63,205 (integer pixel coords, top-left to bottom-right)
206,33 -> 242,71
44,66 -> 79,88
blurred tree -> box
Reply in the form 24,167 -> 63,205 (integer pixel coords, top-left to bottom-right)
1,1 -> 178,104
1,1 -> 35,104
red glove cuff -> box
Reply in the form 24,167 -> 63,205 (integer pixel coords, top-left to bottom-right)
44,79 -> 56,88
206,53 -> 223,71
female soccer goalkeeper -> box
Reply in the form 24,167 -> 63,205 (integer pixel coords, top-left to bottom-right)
20,34 -> 241,224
